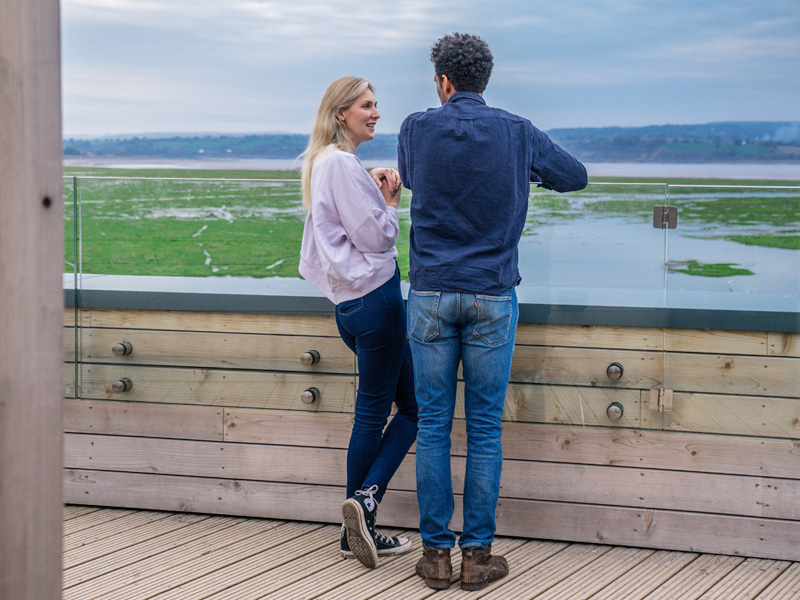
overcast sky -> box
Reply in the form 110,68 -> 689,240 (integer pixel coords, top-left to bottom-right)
61,0 -> 800,137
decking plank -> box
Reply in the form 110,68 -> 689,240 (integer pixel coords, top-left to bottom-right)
63,506 -> 102,520
62,506 -> 800,600
584,550 -> 699,600
65,512 -> 207,569
64,509 -> 170,552
64,518 -> 266,600
699,558 -> 790,599
259,528 -> 422,600
477,544 -> 613,600
756,562 -> 800,600
64,515 -> 236,589
63,507 -> 135,535
201,526 -> 362,600
641,553 -> 745,599
160,525 -> 338,600
535,545 -> 655,599
109,521 -> 312,600
388,539 -> 566,600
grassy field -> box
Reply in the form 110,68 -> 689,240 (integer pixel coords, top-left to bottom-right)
63,167 -> 799,280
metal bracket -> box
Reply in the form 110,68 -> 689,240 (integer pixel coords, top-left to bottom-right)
649,388 -> 674,412
653,205 -> 678,229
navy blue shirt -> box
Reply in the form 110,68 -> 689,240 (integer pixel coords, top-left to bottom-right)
397,91 -> 587,294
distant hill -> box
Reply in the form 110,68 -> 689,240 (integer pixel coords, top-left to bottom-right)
547,121 -> 800,163
63,121 -> 800,163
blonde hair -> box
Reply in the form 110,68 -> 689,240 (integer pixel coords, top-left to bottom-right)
300,76 -> 374,211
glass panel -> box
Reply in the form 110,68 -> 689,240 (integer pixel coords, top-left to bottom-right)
664,183 -> 800,436
665,183 -> 800,302
522,182 -> 668,310
76,176 -> 305,279
63,176 -> 78,400
519,182 -> 669,431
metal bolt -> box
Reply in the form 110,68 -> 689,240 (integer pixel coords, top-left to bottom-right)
301,350 -> 320,366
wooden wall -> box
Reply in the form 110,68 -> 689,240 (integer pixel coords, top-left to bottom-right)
63,308 -> 800,560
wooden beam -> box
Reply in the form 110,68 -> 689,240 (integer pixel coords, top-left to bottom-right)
64,469 -> 800,560
0,0 -> 63,597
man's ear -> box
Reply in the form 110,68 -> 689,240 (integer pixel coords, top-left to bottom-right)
440,75 -> 454,95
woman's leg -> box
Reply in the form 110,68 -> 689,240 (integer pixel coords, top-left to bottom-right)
359,337 -> 418,498
336,269 -> 418,501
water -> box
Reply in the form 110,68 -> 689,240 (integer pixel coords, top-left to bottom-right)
64,157 -> 800,180
521,218 -> 800,295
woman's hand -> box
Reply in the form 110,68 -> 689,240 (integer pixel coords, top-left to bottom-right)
370,168 -> 402,208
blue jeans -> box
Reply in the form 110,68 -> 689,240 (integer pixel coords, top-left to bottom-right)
408,288 -> 518,549
336,268 -> 418,503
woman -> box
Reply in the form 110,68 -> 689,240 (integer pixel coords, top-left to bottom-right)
298,76 -> 418,569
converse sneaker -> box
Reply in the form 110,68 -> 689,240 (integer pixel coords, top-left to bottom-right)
341,485 -> 379,568
339,524 -> 412,558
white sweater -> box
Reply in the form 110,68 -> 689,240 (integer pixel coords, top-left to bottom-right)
299,147 -> 399,304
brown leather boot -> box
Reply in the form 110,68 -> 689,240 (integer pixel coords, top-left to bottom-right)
460,546 -> 509,591
415,545 -> 452,589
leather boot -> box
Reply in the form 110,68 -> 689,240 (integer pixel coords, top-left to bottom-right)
460,546 -> 509,591
415,545 -> 452,589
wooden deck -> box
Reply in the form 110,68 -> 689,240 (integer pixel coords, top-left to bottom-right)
64,505 -> 800,599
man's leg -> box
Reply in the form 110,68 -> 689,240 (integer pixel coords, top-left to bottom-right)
407,290 -> 460,550
458,289 -> 518,588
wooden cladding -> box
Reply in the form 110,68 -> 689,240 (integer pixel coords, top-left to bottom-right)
63,307 -> 800,561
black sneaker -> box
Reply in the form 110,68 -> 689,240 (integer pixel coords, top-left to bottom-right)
341,485 -> 379,568
340,524 -> 412,558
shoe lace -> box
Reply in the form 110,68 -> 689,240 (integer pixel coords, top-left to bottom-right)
375,531 -> 395,544
354,484 -> 379,502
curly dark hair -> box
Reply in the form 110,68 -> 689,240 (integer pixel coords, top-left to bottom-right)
430,33 -> 493,93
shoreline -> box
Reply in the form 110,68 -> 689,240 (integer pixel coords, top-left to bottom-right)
63,157 -> 800,181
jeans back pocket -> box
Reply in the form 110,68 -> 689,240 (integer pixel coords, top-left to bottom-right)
336,297 -> 364,317
408,290 -> 441,342
473,294 -> 512,346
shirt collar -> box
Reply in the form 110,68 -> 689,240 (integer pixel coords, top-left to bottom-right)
448,91 -> 486,105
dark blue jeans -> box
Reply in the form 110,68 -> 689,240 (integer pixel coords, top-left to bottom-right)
335,268 -> 418,503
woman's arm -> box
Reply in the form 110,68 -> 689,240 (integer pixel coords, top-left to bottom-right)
320,154 -> 400,254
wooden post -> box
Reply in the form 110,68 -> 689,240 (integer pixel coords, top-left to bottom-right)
0,0 -> 63,598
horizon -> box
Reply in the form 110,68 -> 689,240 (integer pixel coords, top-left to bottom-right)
62,120 -> 800,141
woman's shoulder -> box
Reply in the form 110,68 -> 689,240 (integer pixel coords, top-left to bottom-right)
315,147 -> 366,178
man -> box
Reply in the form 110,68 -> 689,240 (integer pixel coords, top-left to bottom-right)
397,33 -> 587,591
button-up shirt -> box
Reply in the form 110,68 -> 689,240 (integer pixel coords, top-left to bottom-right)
397,91 -> 587,294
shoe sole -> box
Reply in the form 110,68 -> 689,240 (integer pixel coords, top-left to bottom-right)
425,577 -> 451,590
461,571 -> 508,591
341,499 -> 378,569
342,539 -> 412,559
461,580 -> 491,591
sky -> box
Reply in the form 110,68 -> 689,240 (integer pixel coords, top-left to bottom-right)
61,0 -> 800,137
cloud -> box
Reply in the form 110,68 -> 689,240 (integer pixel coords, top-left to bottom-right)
60,0 -> 800,134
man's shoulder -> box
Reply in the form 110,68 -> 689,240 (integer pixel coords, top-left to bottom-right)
482,103 -> 534,127
401,107 -> 440,128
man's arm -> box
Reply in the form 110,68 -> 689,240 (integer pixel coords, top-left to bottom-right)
396,120 -> 413,191
530,127 -> 588,193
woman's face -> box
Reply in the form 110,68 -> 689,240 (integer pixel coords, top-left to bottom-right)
339,89 -> 380,150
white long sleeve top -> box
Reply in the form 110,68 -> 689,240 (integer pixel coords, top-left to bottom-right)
299,147 -> 399,304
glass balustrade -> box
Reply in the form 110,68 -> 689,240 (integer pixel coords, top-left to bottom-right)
62,172 -> 800,432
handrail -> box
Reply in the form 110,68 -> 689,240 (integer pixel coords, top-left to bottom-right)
61,175 -> 800,189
